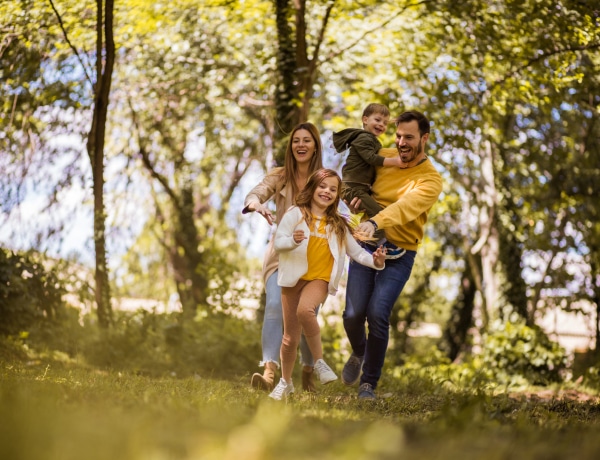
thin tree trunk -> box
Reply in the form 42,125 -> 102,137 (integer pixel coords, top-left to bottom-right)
86,0 -> 115,328
444,256 -> 477,361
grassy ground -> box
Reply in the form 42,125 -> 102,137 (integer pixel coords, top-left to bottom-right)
2,357 -> 600,460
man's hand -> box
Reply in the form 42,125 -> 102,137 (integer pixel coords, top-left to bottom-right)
356,220 -> 376,239
346,197 -> 363,214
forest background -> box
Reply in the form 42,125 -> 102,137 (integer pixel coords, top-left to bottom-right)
2,1 -> 600,459
1,0 -> 600,393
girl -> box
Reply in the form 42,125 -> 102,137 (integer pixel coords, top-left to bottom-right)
243,122 -> 324,392
269,168 -> 386,400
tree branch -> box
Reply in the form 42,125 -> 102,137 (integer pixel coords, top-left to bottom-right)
47,0 -> 94,88
326,0 -> 432,60
128,98 -> 179,205
488,42 -> 600,94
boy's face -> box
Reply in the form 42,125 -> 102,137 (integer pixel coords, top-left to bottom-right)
362,112 -> 389,137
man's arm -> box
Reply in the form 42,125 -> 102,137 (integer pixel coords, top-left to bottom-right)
356,170 -> 443,237
373,172 -> 443,230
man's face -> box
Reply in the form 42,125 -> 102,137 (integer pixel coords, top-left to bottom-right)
395,120 -> 428,163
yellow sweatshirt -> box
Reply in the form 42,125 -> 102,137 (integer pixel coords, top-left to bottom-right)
370,148 -> 443,251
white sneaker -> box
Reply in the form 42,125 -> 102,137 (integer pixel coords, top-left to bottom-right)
313,359 -> 338,385
269,378 -> 295,400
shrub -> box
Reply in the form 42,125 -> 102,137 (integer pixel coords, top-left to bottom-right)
480,319 -> 567,386
165,312 -> 261,378
81,310 -> 261,378
0,248 -> 68,336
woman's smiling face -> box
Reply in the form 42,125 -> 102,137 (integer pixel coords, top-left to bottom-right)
291,129 -> 316,165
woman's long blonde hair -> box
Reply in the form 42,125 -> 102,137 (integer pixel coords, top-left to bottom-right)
295,169 -> 350,247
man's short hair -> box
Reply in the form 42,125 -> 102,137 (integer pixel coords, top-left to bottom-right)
395,110 -> 430,136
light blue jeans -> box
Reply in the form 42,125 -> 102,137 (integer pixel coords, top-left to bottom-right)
260,271 -> 314,368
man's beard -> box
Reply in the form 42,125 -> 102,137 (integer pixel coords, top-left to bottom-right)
399,139 -> 423,164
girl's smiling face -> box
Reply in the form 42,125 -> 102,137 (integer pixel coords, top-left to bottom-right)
311,176 -> 339,213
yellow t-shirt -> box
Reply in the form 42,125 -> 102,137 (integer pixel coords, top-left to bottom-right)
301,215 -> 334,282
371,149 -> 443,250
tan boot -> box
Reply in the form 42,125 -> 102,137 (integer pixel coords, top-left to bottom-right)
302,366 -> 316,393
251,362 -> 276,391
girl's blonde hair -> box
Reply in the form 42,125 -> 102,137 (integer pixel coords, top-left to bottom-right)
295,169 -> 350,247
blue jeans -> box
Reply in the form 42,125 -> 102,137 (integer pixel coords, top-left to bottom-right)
260,271 -> 314,368
343,248 -> 416,389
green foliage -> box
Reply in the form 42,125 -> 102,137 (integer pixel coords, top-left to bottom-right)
394,345 -> 499,393
81,310 -> 261,378
163,312 -> 261,377
392,321 -> 569,391
480,320 -> 568,385
0,248 -> 68,335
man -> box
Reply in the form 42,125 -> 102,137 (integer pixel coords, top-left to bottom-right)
342,110 -> 443,400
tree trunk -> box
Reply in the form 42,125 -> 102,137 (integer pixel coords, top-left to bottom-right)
590,253 -> 600,358
497,219 -> 531,324
471,139 -> 500,329
169,186 -> 208,319
86,0 -> 115,328
273,0 -> 300,165
272,0 -> 328,164
443,256 -> 477,361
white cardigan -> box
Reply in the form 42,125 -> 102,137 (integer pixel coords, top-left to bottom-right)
274,206 -> 384,295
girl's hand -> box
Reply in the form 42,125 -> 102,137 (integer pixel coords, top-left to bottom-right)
249,202 -> 274,225
293,230 -> 307,244
373,245 -> 386,268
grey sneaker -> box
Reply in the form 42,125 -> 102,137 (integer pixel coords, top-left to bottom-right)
342,354 -> 364,386
269,378 -> 295,400
358,382 -> 376,400
313,359 -> 338,384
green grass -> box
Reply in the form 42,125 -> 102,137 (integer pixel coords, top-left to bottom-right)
2,358 -> 600,460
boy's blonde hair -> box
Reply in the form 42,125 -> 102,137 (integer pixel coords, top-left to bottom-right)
362,103 -> 390,118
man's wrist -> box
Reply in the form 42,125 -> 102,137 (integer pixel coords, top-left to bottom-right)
367,219 -> 378,231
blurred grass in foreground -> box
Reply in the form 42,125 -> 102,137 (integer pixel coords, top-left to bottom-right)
1,358 -> 600,460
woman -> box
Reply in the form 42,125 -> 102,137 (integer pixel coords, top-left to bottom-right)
242,122 -> 324,392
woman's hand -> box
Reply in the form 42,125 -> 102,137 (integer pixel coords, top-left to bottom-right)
292,229 -> 307,244
248,202 -> 274,225
372,245 -> 386,268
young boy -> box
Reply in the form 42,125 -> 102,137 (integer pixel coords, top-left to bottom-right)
332,104 -> 404,257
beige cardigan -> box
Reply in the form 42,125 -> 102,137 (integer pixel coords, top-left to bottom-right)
242,167 -> 292,286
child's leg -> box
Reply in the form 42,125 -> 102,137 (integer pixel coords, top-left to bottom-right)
343,182 -> 385,236
342,182 -> 372,209
296,280 -> 329,361
280,281 -> 307,382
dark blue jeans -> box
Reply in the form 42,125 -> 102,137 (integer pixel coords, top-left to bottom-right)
343,248 -> 416,389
